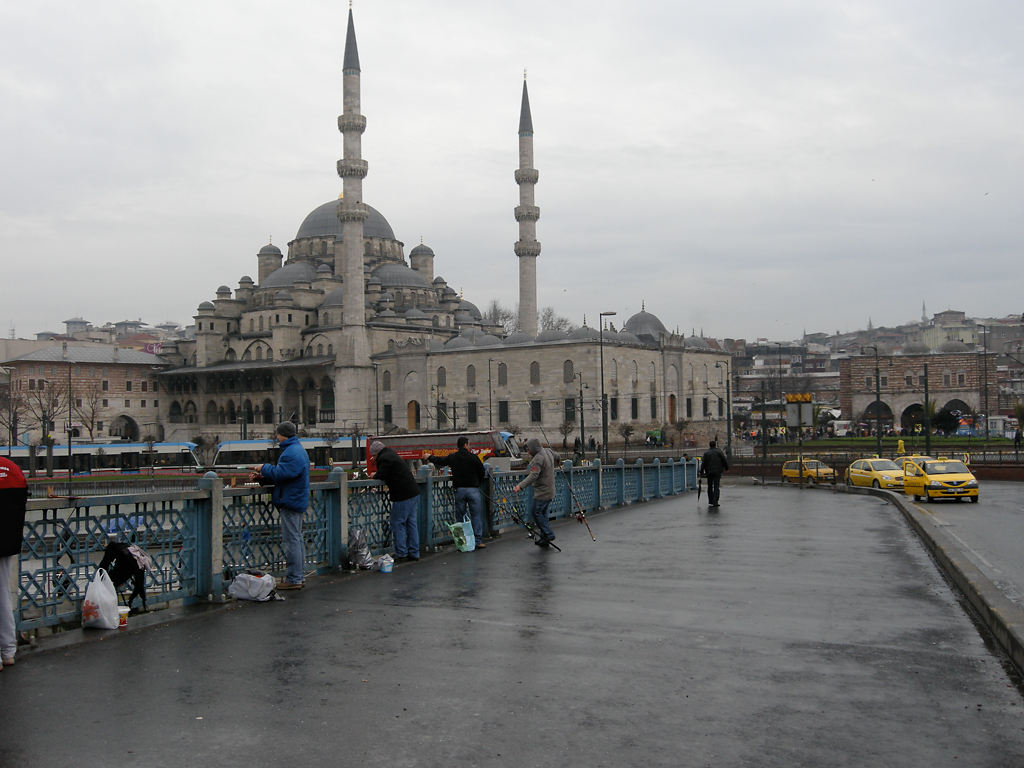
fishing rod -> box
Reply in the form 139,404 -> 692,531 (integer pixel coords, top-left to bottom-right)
560,473 -> 596,541
481,488 -> 561,552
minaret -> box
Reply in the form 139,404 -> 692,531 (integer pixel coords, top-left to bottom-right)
514,73 -> 540,338
337,5 -> 370,362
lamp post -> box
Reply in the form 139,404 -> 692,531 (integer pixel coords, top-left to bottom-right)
980,325 -> 990,453
715,359 -> 732,457
599,310 -> 616,463
862,345 -> 882,457
576,371 -> 587,458
923,362 -> 931,457
372,363 -> 380,435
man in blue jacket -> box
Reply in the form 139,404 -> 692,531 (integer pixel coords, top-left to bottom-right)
253,421 -> 310,589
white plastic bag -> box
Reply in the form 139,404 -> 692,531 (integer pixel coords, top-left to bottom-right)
228,572 -> 277,601
82,568 -> 119,629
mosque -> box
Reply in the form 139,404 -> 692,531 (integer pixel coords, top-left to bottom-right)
158,8 -> 730,448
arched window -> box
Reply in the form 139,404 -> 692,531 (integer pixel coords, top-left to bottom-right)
382,370 -> 392,392
632,361 -> 639,385
530,362 -> 540,385
498,362 -> 508,387
255,347 -> 263,360
327,344 -> 333,355
649,362 -> 656,381
563,360 -> 574,383
258,316 -> 264,332
610,360 -> 618,383
316,344 -> 323,356
266,348 -> 273,361
437,366 -> 447,388
466,365 -> 476,390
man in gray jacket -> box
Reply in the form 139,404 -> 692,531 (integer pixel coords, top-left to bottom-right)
513,438 -> 557,546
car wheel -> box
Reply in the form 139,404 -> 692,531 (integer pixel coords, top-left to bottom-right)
872,480 -> 880,489
969,496 -> 979,504
924,492 -> 932,503
913,494 -> 921,501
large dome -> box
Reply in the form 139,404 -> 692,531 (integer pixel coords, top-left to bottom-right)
624,309 -> 667,341
372,262 -> 431,288
295,199 -> 397,241
261,260 -> 318,288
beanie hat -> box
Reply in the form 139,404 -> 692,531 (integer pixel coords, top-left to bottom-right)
276,421 -> 297,438
369,441 -> 386,456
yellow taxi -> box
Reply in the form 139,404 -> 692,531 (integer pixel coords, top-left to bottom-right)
894,455 -> 933,472
844,458 -> 905,489
902,457 -> 979,503
781,459 -> 836,484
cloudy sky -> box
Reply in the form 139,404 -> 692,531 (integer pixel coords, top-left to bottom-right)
2,0 -> 1021,342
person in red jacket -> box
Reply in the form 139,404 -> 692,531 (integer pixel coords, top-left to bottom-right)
0,457 -> 29,669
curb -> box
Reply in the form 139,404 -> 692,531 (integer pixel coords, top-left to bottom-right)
838,484 -> 1024,679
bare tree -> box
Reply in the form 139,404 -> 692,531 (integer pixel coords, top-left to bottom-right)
540,306 -> 575,332
0,386 -> 26,447
73,382 -> 105,440
22,380 -> 69,444
557,420 -> 574,449
617,423 -> 635,447
483,300 -> 519,334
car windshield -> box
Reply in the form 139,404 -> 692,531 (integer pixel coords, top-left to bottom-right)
923,461 -> 970,474
869,460 -> 899,471
804,460 -> 824,469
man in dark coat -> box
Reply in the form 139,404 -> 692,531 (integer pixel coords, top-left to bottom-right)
1,456 -> 29,668
429,436 -> 488,548
370,441 -> 421,561
700,440 -> 729,508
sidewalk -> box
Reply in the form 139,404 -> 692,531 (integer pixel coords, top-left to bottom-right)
3,483 -> 1023,767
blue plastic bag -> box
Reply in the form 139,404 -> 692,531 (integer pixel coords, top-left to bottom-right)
447,514 -> 476,552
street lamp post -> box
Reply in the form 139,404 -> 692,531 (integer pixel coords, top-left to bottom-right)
576,372 -> 587,458
715,359 -> 732,457
862,345 -> 883,457
599,310 -> 616,464
980,325 -> 990,454
923,362 -> 931,457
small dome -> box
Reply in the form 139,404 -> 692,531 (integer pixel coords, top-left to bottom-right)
475,332 -> 501,346
624,309 -> 667,341
367,276 -> 382,286
684,335 -> 711,350
216,285 -> 232,295
238,275 -> 254,285
454,311 -> 478,325
197,301 -> 214,311
432,276 -> 447,285
261,261 -> 318,288
536,329 -> 568,342
503,331 -> 533,345
274,290 -> 292,303
939,339 -> 969,353
569,325 -> 600,341
404,307 -> 427,320
322,287 -> 344,307
376,308 -> 397,318
372,262 -> 431,289
316,264 -> 332,274
458,299 -> 482,320
410,243 -> 435,257
258,243 -> 282,256
445,334 -> 475,349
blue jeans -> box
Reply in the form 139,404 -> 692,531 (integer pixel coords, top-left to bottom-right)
454,487 -> 485,539
391,497 -> 420,558
279,507 -> 305,584
530,497 -> 555,541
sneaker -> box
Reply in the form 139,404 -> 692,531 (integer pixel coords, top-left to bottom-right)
533,537 -> 550,548
276,581 -> 304,590
2,656 -> 15,666
475,541 -> 487,549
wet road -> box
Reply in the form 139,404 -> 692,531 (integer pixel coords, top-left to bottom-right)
3,484 -> 1024,767
915,480 -> 1024,608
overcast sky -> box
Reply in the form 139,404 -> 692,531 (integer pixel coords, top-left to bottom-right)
2,0 -> 1022,343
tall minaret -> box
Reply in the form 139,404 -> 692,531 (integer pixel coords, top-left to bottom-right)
514,73 -> 540,338
336,5 -> 370,363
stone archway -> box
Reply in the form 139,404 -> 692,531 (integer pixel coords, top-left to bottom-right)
901,403 -> 925,432
111,415 -> 140,441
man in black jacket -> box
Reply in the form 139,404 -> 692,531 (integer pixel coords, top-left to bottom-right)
429,436 -> 488,548
370,441 -> 421,561
700,440 -> 729,508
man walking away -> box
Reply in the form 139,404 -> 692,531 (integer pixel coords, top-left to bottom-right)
1,456 -> 29,670
700,440 -> 729,508
370,441 -> 421,561
252,421 -> 310,589
428,436 -> 488,548
512,438 -> 557,547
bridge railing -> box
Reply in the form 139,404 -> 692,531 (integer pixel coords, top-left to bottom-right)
14,459 -> 698,633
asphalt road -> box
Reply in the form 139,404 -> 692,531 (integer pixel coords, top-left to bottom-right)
2,484 -> 1024,767
916,480 -> 1024,608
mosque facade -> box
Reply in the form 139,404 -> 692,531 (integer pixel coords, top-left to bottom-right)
156,8 -> 730,448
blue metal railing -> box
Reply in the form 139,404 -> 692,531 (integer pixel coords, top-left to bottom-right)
15,459 -> 699,632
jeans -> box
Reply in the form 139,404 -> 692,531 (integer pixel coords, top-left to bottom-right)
706,473 -> 722,505
279,508 -> 306,584
1,555 -> 17,660
454,487 -> 485,540
390,497 -> 420,558
530,497 -> 555,541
